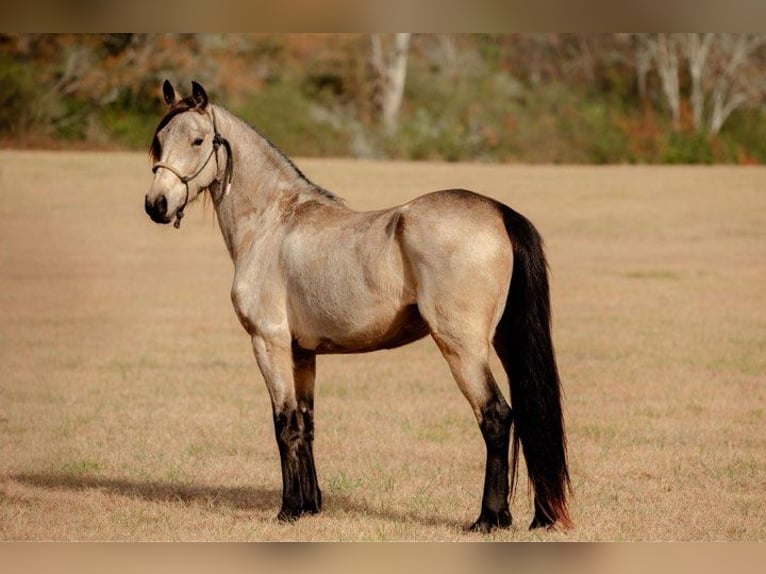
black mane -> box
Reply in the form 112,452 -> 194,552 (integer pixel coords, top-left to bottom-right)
259,132 -> 341,203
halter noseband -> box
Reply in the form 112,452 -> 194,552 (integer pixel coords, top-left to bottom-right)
152,108 -> 234,229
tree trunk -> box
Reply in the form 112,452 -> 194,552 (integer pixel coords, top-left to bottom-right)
684,33 -> 714,132
636,43 -> 651,103
370,33 -> 411,135
651,34 -> 682,128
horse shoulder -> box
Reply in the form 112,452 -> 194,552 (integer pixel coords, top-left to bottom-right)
230,245 -> 289,340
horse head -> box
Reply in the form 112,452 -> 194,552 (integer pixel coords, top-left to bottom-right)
145,80 -> 223,228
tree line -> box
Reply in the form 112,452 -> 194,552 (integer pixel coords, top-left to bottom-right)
2,33 -> 765,163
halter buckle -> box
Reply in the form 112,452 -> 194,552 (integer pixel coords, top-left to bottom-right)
173,208 -> 185,229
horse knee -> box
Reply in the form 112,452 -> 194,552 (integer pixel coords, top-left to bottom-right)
274,410 -> 301,447
478,400 -> 512,448
274,408 -> 317,458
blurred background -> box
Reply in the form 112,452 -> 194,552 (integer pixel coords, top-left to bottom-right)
2,33 -> 766,164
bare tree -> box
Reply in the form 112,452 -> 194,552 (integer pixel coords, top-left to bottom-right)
370,33 -> 411,135
633,35 -> 653,103
706,34 -> 766,135
642,34 -> 682,127
639,33 -> 766,135
684,33 -> 715,132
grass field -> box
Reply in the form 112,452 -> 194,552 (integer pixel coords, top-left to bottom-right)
0,151 -> 764,541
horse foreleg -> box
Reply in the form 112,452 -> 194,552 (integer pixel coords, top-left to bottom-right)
252,335 -> 320,521
272,407 -> 321,520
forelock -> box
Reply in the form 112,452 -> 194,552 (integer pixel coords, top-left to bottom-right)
149,96 -> 199,162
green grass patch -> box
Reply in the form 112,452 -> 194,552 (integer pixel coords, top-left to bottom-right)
60,460 -> 102,476
327,471 -> 363,494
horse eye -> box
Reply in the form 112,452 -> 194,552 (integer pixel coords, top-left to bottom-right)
192,137 -> 204,147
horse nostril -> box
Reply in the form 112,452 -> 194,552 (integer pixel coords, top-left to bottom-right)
156,195 -> 168,217
145,194 -> 169,222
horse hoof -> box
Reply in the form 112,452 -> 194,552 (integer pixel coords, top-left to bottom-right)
302,491 -> 322,514
468,519 -> 495,534
277,501 -> 322,522
468,510 -> 512,533
277,507 -> 301,522
529,514 -> 555,530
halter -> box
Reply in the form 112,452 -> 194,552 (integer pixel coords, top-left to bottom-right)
152,107 -> 234,228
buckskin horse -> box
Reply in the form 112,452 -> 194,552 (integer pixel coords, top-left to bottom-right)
144,81 -> 571,532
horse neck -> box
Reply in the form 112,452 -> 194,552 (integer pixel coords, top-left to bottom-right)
208,105 -> 342,261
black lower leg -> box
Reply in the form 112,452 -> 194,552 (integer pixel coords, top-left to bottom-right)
274,409 -> 302,521
273,407 -> 321,521
296,404 -> 321,514
529,497 -> 555,529
470,399 -> 513,533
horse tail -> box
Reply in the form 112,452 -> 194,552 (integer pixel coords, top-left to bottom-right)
493,205 -> 572,529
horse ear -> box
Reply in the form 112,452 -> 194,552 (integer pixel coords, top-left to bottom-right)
191,81 -> 208,109
163,80 -> 178,106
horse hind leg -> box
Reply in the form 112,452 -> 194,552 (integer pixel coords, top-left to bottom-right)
413,266 -> 513,531
398,198 -> 515,531
431,334 -> 513,533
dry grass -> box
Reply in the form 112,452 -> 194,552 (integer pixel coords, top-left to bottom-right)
0,151 -> 764,540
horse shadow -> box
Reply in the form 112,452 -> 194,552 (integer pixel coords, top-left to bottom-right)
10,471 -> 467,532
11,471 -> 281,512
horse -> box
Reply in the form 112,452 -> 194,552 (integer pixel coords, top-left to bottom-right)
144,80 -> 571,533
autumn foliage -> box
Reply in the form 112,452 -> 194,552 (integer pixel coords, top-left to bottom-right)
2,33 -> 765,163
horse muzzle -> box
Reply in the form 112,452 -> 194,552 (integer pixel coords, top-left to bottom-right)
145,193 -> 172,224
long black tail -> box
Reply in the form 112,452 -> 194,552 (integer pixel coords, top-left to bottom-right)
493,206 -> 572,529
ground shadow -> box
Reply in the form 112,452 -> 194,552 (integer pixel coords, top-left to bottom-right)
10,472 -> 468,531
12,471 -> 282,512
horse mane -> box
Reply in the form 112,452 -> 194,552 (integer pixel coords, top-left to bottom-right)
258,132 -> 342,204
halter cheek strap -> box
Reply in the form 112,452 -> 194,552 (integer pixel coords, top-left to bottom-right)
152,108 -> 234,229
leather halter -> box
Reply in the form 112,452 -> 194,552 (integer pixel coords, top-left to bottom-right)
152,107 -> 233,229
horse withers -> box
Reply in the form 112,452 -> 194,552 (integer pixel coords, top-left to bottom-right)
145,80 -> 571,532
